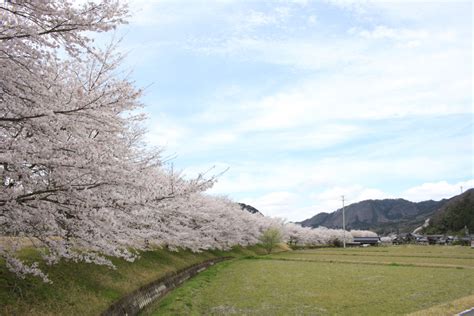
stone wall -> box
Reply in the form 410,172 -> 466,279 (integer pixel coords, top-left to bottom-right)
101,256 -> 232,316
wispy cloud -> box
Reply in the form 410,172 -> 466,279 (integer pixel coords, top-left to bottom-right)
115,1 -> 472,222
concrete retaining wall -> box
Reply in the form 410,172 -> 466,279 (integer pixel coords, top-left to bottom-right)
101,256 -> 232,316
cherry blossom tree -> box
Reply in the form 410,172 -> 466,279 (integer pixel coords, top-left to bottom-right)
282,223 -> 357,247
0,0 -> 216,281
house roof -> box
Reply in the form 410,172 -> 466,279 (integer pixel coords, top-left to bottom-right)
353,237 -> 380,242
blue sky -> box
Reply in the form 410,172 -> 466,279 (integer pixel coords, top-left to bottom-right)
109,0 -> 472,221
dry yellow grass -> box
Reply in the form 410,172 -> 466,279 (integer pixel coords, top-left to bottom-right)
0,236 -> 44,250
407,294 -> 474,316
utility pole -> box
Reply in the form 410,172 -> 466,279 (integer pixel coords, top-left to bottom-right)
461,186 -> 464,194
342,195 -> 346,248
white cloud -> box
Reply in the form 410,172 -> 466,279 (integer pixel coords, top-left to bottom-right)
310,185 -> 392,213
403,180 -> 474,202
208,166 -> 296,195
185,36 -> 365,70
351,25 -> 429,43
328,0 -> 472,26
307,15 -> 317,24
198,131 -> 238,146
264,125 -> 363,150
281,56 -> 464,122
234,7 -> 291,31
126,0 -> 215,27
144,114 -> 189,151
184,27 -> 471,136
242,191 -> 300,219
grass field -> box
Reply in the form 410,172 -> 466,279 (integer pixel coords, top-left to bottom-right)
147,246 -> 474,315
270,246 -> 474,269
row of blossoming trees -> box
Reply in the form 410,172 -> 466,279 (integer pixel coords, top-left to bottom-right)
0,0 -> 375,282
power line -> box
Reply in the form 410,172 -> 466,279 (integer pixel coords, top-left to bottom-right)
342,195 -> 346,249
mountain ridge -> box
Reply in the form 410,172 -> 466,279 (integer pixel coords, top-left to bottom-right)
239,203 -> 263,215
299,189 -> 473,234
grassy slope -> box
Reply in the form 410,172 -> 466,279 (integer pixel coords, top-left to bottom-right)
0,245 -> 277,315
150,246 -> 474,315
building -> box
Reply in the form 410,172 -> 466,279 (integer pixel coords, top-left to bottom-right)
353,236 -> 381,246
393,233 -> 417,244
426,235 -> 445,245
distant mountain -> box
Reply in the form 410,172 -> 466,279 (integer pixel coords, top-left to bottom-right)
423,189 -> 474,234
299,195 -> 457,234
239,203 -> 263,216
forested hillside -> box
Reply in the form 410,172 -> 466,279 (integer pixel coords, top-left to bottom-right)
423,189 -> 474,234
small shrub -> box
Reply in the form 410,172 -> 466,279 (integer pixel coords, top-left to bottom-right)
259,228 -> 283,254
329,238 -> 343,248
